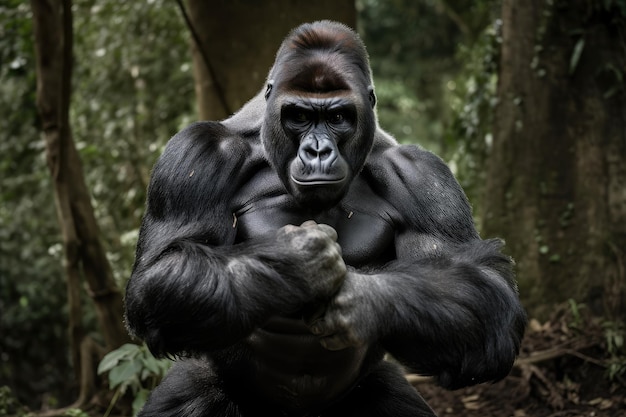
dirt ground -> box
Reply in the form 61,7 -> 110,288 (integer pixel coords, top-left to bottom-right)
414,305 -> 626,417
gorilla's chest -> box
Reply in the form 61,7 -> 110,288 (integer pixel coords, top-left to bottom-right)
232,177 -> 397,267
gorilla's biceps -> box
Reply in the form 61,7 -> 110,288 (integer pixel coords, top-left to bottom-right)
395,231 -> 447,261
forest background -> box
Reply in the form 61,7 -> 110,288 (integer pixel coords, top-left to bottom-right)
1,0 -> 625,416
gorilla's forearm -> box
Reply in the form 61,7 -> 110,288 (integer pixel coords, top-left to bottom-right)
126,222 -> 346,357
125,238 -> 295,356
376,239 -> 525,389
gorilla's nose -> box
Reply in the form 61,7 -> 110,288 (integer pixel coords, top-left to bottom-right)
302,140 -> 333,161
299,135 -> 338,173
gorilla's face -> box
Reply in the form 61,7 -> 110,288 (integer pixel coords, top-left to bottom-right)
279,94 -> 356,206
261,22 -> 377,210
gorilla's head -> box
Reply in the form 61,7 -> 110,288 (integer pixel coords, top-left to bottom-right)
261,21 -> 377,210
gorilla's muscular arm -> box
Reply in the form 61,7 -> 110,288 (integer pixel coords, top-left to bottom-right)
125,123 -> 345,357
308,144 -> 527,390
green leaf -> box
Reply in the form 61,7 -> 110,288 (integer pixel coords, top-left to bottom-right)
132,389 -> 150,417
141,356 -> 161,377
97,343 -> 140,374
108,358 -> 142,390
569,38 -> 585,75
549,254 -> 561,263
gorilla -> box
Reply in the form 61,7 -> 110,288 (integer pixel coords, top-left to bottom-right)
125,20 -> 526,417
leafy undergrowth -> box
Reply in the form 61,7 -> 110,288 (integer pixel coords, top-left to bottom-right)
416,303 -> 626,417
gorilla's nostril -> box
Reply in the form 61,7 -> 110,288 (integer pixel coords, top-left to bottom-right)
305,148 -> 318,160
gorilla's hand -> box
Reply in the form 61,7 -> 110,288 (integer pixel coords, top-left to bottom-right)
307,271 -> 388,351
274,221 -> 346,302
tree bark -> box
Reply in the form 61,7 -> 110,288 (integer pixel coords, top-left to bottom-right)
484,0 -> 626,319
30,0 -> 131,402
183,0 -> 356,120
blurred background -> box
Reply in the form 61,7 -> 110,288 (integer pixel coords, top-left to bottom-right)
1,1 -> 625,416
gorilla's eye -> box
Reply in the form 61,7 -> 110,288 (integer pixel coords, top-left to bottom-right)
294,111 -> 310,122
283,107 -> 312,125
329,112 -> 345,124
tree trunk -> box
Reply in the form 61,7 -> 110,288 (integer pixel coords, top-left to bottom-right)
30,0 -> 131,403
484,0 -> 626,319
183,0 -> 356,120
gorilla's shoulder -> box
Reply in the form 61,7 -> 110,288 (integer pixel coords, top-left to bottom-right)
368,140 -> 453,183
365,140 -> 467,219
163,121 -> 263,167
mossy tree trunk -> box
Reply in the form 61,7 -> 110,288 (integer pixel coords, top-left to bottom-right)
31,0 -> 131,405
484,0 -> 626,319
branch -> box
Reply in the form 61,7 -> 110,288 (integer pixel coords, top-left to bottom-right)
60,0 -> 72,135
515,342 -> 604,368
175,0 -> 232,116
435,0 -> 471,36
406,339 -> 603,387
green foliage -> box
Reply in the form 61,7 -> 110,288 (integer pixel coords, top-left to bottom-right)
567,301 -> 626,381
373,78 -> 434,146
0,0 -> 194,408
359,0 -> 498,152
603,321 -> 626,380
71,0 -> 195,287
0,1 -> 72,406
60,409 -> 90,417
444,17 -> 501,217
567,298 -> 587,330
0,386 -> 33,417
0,387 -> 90,417
358,0 -> 503,227
98,344 -> 171,417
599,0 -> 626,16
569,37 -> 586,74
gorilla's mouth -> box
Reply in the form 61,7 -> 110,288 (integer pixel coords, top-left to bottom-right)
290,175 -> 346,186
289,175 -> 348,209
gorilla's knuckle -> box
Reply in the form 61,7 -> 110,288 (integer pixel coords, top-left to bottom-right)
300,220 -> 318,228
279,224 -> 298,235
317,224 -> 338,241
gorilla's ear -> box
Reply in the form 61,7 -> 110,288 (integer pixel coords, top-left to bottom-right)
368,86 -> 376,108
265,81 -> 274,101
